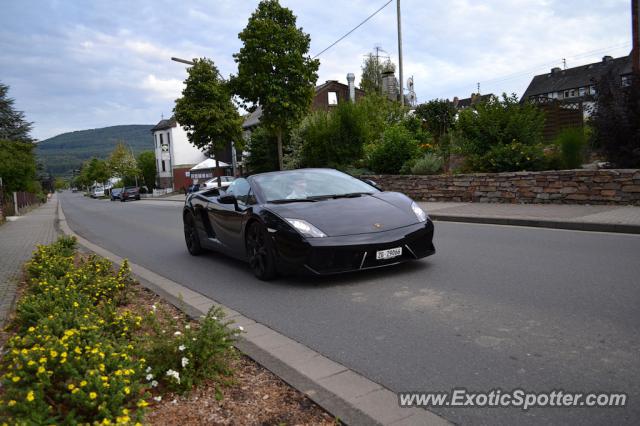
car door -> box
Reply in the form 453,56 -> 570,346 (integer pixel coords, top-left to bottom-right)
206,178 -> 253,256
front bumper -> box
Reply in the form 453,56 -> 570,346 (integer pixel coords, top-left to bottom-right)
272,220 -> 435,275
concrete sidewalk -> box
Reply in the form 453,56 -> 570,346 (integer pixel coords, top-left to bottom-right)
420,201 -> 640,234
0,194 -> 59,326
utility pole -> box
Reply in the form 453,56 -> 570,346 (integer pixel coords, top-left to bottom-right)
562,58 -> 567,70
477,82 -> 480,94
397,0 -> 404,106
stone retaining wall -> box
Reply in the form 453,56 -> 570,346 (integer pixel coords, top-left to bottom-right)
366,169 -> 640,205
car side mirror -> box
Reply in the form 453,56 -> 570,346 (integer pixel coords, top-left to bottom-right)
362,178 -> 381,191
218,194 -> 237,205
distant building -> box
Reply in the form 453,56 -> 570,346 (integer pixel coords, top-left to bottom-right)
151,117 -> 207,191
451,93 -> 493,110
521,55 -> 633,116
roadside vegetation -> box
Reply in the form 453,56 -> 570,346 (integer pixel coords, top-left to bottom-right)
0,237 -> 334,424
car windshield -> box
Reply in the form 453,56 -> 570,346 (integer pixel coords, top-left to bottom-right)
252,169 -> 378,202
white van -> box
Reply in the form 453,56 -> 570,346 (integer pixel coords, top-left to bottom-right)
92,186 -> 105,198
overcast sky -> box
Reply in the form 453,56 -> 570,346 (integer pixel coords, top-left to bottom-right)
0,0 -> 632,141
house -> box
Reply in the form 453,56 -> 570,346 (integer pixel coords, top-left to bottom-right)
242,73 -> 365,133
521,55 -> 633,115
151,117 -> 208,191
451,93 -> 493,110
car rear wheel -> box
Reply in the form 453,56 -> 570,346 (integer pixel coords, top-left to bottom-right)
184,213 -> 203,255
246,222 -> 276,280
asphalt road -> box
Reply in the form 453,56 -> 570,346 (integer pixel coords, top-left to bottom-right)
60,192 -> 640,425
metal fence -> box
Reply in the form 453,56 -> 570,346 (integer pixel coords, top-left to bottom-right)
0,189 -> 41,219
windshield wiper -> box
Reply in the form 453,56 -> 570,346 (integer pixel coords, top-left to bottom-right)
330,192 -> 372,199
268,198 -> 318,204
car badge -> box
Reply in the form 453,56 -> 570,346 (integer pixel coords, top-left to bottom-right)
373,223 -> 383,229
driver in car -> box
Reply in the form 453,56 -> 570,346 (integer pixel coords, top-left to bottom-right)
286,177 -> 308,199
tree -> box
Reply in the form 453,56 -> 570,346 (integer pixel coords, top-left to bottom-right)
360,53 -> 395,95
233,0 -> 319,170
79,158 -> 109,187
457,94 -> 546,172
591,71 -> 640,167
414,99 -> 458,171
0,140 -> 37,192
108,142 -> 139,183
245,127 -> 280,173
0,82 -> 34,143
174,58 -> 242,185
137,151 -> 157,189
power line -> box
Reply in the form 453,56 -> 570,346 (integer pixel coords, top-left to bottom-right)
312,0 -> 393,59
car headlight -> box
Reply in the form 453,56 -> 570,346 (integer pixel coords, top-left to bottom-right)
411,202 -> 428,222
285,218 -> 327,238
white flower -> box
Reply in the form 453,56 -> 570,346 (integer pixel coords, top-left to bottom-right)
178,345 -> 185,352
145,366 -> 152,373
174,331 -> 182,336
184,325 -> 190,330
153,396 -> 162,402
212,316 -> 218,320
181,357 -> 189,368
238,326 -> 244,332
146,373 -> 154,381
166,369 -> 181,384
192,338 -> 196,341
151,304 -> 157,312
151,380 -> 158,388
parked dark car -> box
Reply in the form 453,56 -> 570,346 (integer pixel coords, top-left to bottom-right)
121,186 -> 140,201
183,168 -> 435,280
110,188 -> 123,201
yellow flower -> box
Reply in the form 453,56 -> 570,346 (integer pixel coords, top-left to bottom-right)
27,360 -> 36,367
137,399 -> 149,408
124,387 -> 130,395
89,392 -> 97,400
28,327 -> 35,333
80,380 -> 87,387
12,376 -> 20,383
26,391 -> 35,402
68,384 -> 75,391
72,388 -> 80,394
37,366 -> 45,374
38,357 -> 47,364
50,350 -> 58,358
8,400 -> 16,407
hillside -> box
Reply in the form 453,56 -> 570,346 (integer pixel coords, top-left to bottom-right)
36,125 -> 155,176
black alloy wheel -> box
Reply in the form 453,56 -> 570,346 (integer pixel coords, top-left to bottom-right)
246,222 -> 276,280
184,213 -> 203,255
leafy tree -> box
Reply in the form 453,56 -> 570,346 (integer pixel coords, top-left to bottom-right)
591,71 -> 640,167
108,142 -> 139,182
137,151 -> 157,189
54,177 -> 67,191
79,158 -> 109,186
0,140 -> 37,192
457,94 -> 546,172
233,0 -> 319,170
174,58 -> 242,185
413,99 -> 457,171
0,82 -> 34,143
369,124 -> 420,174
360,53 -> 395,95
245,127 -> 280,173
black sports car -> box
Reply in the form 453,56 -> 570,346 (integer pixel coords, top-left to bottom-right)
182,168 -> 435,280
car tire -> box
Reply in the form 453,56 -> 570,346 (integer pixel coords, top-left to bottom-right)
184,212 -> 204,256
136,196 -> 140,200
246,221 -> 277,281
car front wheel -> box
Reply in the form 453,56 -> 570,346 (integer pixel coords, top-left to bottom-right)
246,222 -> 276,280
184,213 -> 203,255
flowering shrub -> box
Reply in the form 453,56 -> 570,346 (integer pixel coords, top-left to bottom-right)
0,236 -> 238,424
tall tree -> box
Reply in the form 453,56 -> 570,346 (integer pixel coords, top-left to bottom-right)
0,140 -> 37,192
108,141 -> 139,183
591,70 -> 640,167
0,82 -> 34,143
233,0 -> 319,170
360,53 -> 395,95
137,151 -> 157,190
174,58 -> 242,185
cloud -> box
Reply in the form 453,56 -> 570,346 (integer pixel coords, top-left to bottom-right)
141,75 -> 183,101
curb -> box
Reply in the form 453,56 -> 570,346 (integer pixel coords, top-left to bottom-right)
57,201 -> 450,426
430,213 -> 640,235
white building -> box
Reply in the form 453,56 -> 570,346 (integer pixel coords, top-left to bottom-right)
151,117 -> 208,191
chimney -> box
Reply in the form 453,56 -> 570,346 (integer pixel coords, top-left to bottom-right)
602,55 -> 613,63
550,67 -> 561,74
346,73 -> 355,103
633,0 -> 639,72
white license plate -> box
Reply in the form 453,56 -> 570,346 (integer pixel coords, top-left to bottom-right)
376,247 -> 402,260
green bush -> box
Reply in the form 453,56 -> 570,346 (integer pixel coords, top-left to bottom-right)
553,127 -> 586,169
410,153 -> 443,175
457,94 -> 546,172
369,125 -> 420,174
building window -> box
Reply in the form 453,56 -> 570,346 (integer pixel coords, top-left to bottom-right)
327,91 -> 338,105
563,90 -> 569,98
161,160 -> 166,172
590,85 -> 597,95
154,134 -> 158,148
569,89 -> 576,97
167,132 -> 171,145
621,75 -> 632,87
579,87 -> 586,97
160,134 -> 164,145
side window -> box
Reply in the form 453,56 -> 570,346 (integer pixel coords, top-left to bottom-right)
229,178 -> 251,206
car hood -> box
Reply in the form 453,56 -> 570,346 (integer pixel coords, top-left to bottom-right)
266,192 -> 419,237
